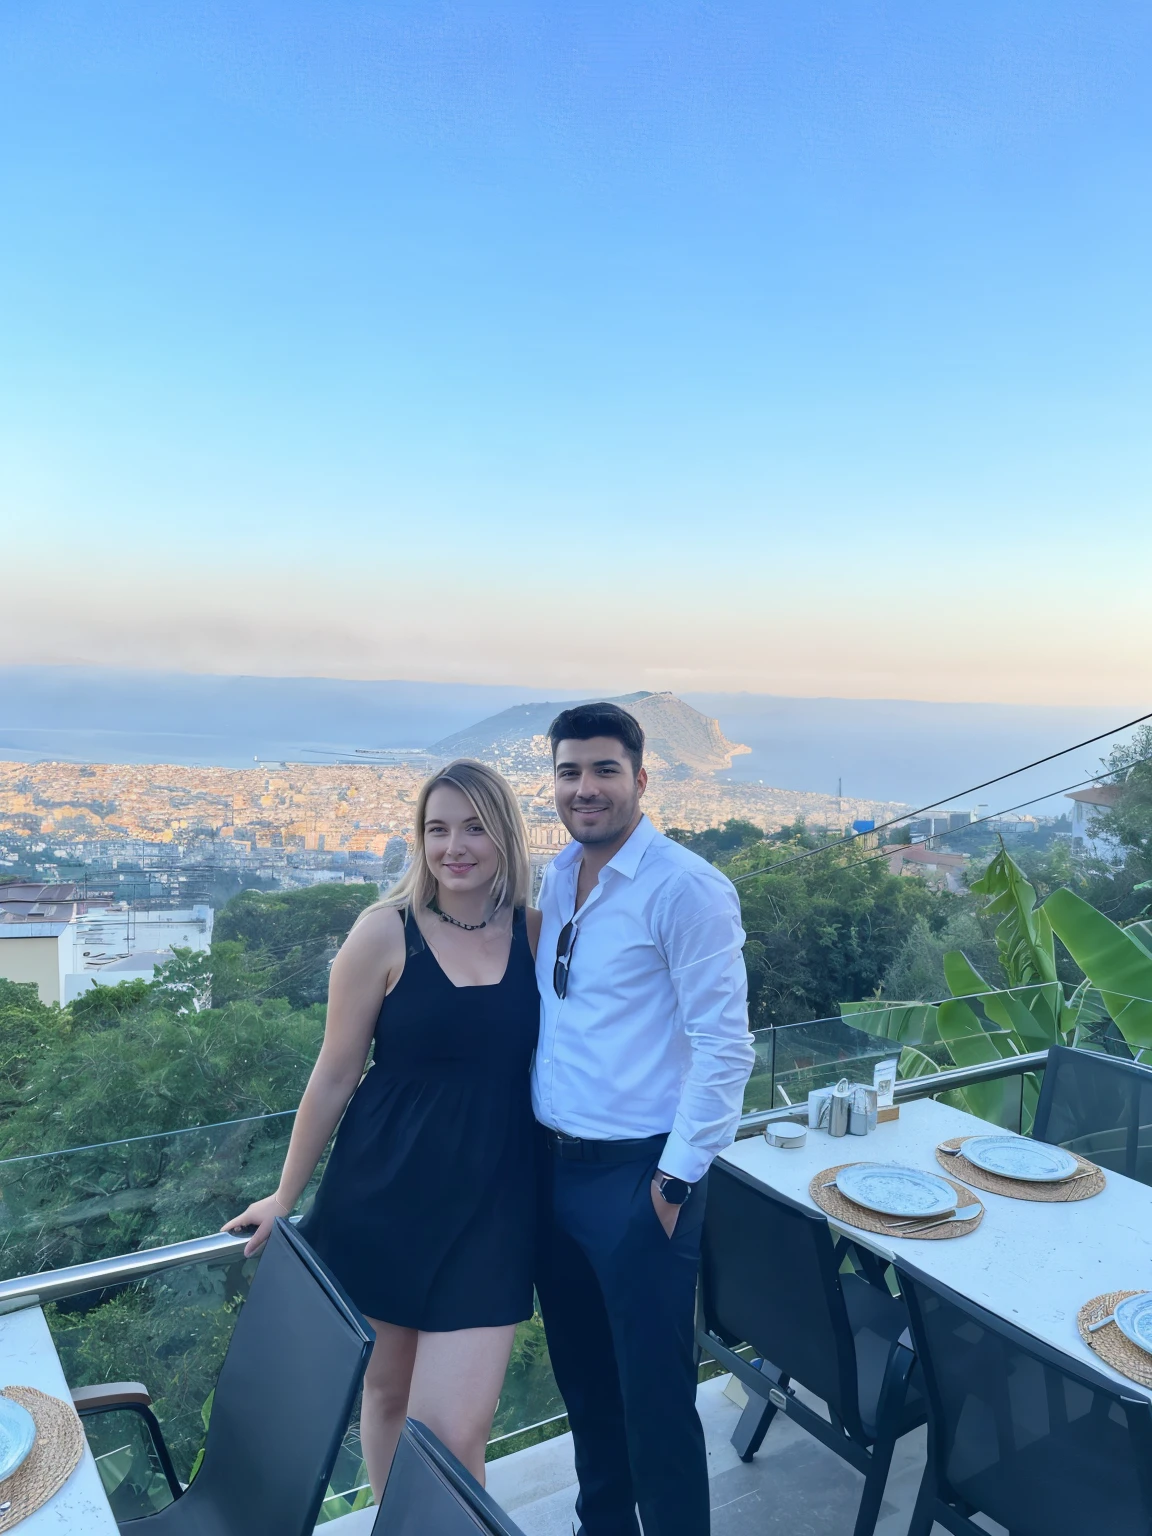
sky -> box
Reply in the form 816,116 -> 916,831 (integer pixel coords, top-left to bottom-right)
1,1 -> 1149,705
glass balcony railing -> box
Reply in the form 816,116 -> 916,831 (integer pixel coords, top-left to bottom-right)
746,1012 -> 1027,1126
0,1111 -> 312,1278
0,1115 -> 566,1520
0,1014 -> 1088,1522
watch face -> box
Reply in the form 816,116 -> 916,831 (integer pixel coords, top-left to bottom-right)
660,1177 -> 692,1206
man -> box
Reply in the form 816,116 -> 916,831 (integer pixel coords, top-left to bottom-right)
533,701 -> 754,1536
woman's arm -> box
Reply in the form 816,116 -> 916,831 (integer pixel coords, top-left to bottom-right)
222,906 -> 405,1255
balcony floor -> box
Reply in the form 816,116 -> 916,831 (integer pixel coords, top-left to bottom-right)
325,1374 -> 1007,1535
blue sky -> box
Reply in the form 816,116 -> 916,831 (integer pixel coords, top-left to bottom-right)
1,2 -> 1149,702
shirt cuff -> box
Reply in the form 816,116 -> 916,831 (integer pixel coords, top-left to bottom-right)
658,1130 -> 715,1185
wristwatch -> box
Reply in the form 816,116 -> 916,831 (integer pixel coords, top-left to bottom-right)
655,1173 -> 693,1206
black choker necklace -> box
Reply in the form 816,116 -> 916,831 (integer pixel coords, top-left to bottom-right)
429,897 -> 487,931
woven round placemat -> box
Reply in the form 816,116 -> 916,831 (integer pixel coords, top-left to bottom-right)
1077,1291 -> 1152,1389
935,1137 -> 1105,1202
810,1163 -> 984,1241
0,1385 -> 85,1531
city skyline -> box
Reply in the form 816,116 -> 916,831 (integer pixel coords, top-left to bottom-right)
2,3 -> 1149,704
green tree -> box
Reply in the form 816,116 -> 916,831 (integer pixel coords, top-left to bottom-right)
665,820 -> 766,861
151,947 -> 213,1013
0,996 -> 324,1159
1091,724 -> 1152,864
0,979 -> 68,1113
69,979 -> 155,1032
719,836 -> 944,1025
211,883 -> 378,1006
880,908 -> 1000,1004
0,992 -> 326,1278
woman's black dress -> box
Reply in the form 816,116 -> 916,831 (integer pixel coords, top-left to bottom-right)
298,906 -> 539,1330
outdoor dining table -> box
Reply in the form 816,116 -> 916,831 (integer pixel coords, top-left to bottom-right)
719,1095 -> 1152,1401
0,1301 -> 118,1532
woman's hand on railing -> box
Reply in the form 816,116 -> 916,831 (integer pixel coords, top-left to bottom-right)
221,1194 -> 290,1258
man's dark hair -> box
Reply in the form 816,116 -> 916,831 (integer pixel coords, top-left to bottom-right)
548,702 -> 645,775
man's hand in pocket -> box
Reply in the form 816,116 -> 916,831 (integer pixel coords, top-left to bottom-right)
651,1176 -> 680,1237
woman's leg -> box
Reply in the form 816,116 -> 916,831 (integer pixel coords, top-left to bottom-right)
406,1324 -> 517,1484
361,1318 -> 419,1502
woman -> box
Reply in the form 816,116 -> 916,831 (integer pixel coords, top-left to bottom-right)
223,759 -> 540,1498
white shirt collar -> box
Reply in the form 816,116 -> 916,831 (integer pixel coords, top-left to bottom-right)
553,813 -> 658,880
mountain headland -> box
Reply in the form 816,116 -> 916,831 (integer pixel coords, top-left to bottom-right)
429,691 -> 751,776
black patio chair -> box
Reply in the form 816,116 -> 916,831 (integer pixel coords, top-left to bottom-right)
697,1161 -> 924,1536
371,1419 -> 527,1535
896,1257 -> 1152,1535
1032,1042 -> 1152,1185
76,1218 -> 374,1533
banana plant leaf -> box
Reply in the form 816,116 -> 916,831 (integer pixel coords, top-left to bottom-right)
934,998 -> 1027,1124
942,950 -> 1059,1050
971,849 -> 1058,988
838,1000 -> 940,1044
1044,888 -> 1152,1053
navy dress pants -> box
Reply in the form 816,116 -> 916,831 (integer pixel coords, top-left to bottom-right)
535,1138 -> 710,1536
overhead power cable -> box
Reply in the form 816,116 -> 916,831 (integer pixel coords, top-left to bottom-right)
729,709 -> 1152,888
840,753 -> 1152,875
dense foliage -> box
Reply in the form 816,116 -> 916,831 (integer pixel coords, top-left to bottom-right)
668,820 -> 955,1025
0,884 -> 378,1283
211,882 -> 379,1005
0,885 -> 378,1504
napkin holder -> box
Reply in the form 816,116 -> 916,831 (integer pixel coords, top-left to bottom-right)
873,1057 -> 899,1123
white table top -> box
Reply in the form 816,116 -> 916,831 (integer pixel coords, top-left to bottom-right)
720,1097 -> 1152,1401
0,1304 -> 118,1533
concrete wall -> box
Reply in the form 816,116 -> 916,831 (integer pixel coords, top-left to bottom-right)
0,933 -> 66,1005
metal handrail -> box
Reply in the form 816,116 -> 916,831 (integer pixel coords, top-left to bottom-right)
0,1230 -> 251,1309
0,1051 -> 1053,1308
734,1048 -> 1050,1137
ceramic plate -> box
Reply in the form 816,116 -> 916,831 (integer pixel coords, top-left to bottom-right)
835,1163 -> 957,1218
961,1135 -> 1079,1183
0,1395 -> 36,1483
1114,1293 -> 1152,1356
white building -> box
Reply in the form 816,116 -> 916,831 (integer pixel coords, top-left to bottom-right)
1067,784 -> 1124,861
0,882 -> 214,1005
66,903 -> 214,1002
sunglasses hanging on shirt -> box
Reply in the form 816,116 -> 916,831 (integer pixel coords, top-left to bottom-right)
553,919 -> 578,998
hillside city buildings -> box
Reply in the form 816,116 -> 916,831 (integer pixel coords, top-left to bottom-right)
0,758 -> 907,879
0,753 -> 1088,1005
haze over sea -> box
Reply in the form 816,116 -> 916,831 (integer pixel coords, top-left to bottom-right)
0,667 -> 1137,813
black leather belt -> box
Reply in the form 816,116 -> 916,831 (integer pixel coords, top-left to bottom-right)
544,1129 -> 666,1164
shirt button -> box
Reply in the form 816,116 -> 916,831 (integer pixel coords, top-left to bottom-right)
542,1057 -> 550,1064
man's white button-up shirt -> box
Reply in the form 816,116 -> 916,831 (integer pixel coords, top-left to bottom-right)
532,814 -> 754,1184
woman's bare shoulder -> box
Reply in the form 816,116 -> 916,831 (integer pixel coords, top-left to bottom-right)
524,905 -> 542,958
334,904 -> 406,976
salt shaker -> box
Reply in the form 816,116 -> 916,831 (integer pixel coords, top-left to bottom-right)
849,1083 -> 878,1136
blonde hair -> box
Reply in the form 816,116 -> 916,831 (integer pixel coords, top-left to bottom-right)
359,759 -> 530,922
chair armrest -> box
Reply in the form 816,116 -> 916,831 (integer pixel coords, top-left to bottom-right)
71,1382 -> 153,1411
71,1384 -> 184,1503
